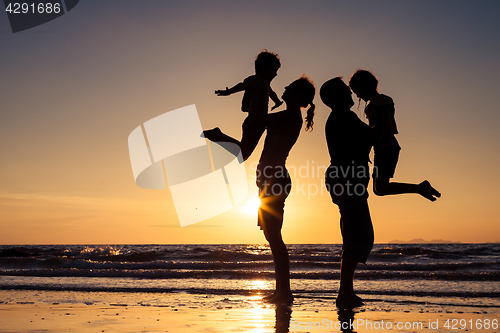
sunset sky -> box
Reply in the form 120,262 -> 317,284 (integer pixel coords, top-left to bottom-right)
1,0 -> 499,244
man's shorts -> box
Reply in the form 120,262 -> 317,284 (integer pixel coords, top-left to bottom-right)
325,167 -> 374,264
325,165 -> 370,205
338,198 -> 374,264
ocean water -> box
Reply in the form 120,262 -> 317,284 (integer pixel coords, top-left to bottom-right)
0,244 -> 499,312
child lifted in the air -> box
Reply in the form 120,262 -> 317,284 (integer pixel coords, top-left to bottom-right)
349,69 -> 441,202
203,50 -> 282,160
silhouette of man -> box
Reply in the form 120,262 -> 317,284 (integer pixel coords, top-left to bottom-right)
322,77 -> 374,308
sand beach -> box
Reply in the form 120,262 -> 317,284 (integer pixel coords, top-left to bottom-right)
1,290 -> 498,333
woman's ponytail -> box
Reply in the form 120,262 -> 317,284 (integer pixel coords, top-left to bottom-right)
291,75 -> 316,131
305,103 -> 315,132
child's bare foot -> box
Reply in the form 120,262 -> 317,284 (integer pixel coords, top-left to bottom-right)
202,127 -> 223,141
418,180 -> 441,202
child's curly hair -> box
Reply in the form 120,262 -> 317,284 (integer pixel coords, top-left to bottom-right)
348,69 -> 378,92
255,49 -> 281,72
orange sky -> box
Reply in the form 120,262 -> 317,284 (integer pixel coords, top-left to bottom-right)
0,1 -> 499,244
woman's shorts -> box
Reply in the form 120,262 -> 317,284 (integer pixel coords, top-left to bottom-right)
256,165 -> 291,231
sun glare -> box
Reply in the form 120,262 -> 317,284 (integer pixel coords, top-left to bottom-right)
241,197 -> 261,215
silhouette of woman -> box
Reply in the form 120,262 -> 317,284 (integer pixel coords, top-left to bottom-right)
204,76 -> 316,303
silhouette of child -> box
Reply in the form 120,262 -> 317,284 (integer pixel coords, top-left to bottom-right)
349,69 -> 441,201
204,50 -> 282,160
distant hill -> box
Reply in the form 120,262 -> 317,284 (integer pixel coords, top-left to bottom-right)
388,238 -> 461,244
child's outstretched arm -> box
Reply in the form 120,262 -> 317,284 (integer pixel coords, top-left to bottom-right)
269,88 -> 283,110
215,82 -> 249,96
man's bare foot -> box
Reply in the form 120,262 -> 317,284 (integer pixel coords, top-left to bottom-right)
418,180 -> 441,202
336,292 -> 364,309
262,291 -> 278,300
266,292 -> 294,304
202,127 -> 223,141
353,293 -> 363,302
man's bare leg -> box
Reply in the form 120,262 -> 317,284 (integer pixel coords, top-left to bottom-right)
336,257 -> 363,308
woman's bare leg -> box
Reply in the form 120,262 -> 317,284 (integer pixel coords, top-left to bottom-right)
258,195 -> 293,304
264,228 -> 293,304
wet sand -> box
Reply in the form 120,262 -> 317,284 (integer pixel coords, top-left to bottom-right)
0,291 -> 498,332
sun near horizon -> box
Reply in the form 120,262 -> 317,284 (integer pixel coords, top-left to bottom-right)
1,1 -> 499,245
